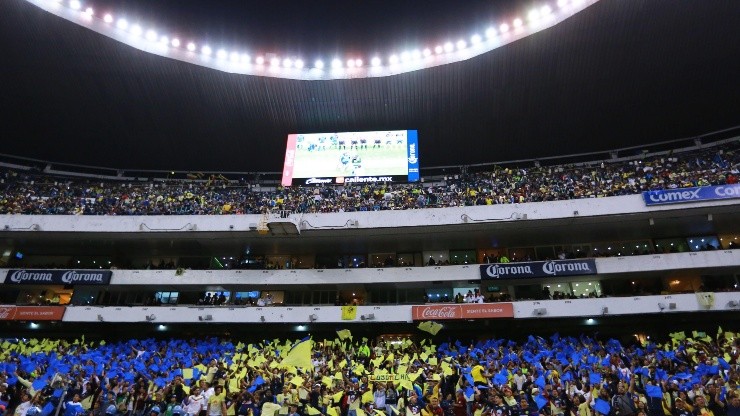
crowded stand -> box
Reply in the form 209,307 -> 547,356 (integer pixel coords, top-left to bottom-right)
0,329 -> 738,416
0,142 -> 737,216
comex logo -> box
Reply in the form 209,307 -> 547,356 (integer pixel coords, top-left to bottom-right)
648,188 -> 701,203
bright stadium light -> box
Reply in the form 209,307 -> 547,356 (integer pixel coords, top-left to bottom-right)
84,7 -> 93,16
103,13 -> 113,23
388,54 -> 399,65
331,58 -> 342,69
270,57 -> 280,66
443,42 -> 454,52
283,58 -> 293,68
528,9 -> 541,21
400,51 -> 410,62
485,27 -> 497,38
130,24 -> 142,37
159,36 -> 169,45
434,45 -> 443,54
355,58 -> 363,67
471,34 -> 482,44
456,39 -> 467,50
171,38 -> 180,47
423,48 -> 432,57
314,59 -> 324,69
231,52 -> 241,62
411,49 -> 421,60
116,18 -> 128,30
69,0 -> 80,10
500,23 -> 510,33
241,54 -> 251,63
371,56 -> 381,67
217,49 -> 228,59
255,56 -> 265,65
347,59 -> 355,68
513,18 -> 523,28
145,30 -> 157,42
201,45 -> 212,55
294,59 -> 304,68
558,0 -> 568,7
186,42 -> 196,51
541,5 -> 553,15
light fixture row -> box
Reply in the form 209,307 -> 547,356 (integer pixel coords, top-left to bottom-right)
52,0 -> 582,72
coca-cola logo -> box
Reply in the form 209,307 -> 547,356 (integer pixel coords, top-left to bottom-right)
9,270 -> 53,283
61,271 -> 105,284
418,306 -> 460,319
0,307 -> 15,319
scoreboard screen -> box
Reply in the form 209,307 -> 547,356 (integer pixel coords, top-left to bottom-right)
281,130 -> 419,186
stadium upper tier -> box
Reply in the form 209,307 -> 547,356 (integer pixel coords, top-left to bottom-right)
0,141 -> 737,216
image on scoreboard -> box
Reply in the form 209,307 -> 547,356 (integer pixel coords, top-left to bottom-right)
292,131 -> 410,178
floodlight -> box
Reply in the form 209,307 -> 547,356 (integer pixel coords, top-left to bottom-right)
217,49 -> 228,60
500,23 -> 510,33
355,58 -> 363,67
400,51 -> 410,62
331,58 -> 342,69
103,14 -> 113,23
434,45 -> 443,54
347,59 -> 355,68
558,0 -> 568,7
186,42 -> 196,51
471,34 -> 482,44
69,0 -> 81,10
513,18 -> 523,28
84,7 -> 93,16
130,24 -> 142,37
294,59 -> 304,68
528,9 -> 541,21
242,54 -> 251,63
486,27 -> 496,38
145,30 -> 157,42
231,52 -> 241,62
171,38 -> 180,47
541,5 -> 553,15
283,58 -> 293,68
201,45 -> 212,55
411,50 -> 421,60
443,42 -> 454,52
314,59 -> 324,69
456,39 -> 467,50
423,48 -> 432,57
116,18 -> 128,30
270,57 -> 280,66
388,54 -> 399,65
255,56 -> 265,65
371,57 -> 381,67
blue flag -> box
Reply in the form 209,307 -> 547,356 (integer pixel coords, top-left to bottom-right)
594,399 -> 611,415
41,402 -> 55,416
535,375 -> 546,389
534,395 -> 548,410
646,385 -> 663,399
589,372 -> 602,385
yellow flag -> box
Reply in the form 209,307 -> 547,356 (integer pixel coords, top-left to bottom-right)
327,407 -> 339,416
357,409 -> 366,416
182,385 -> 190,395
388,406 -> 399,416
322,376 -> 333,386
362,390 -> 374,404
183,369 -> 194,379
281,339 -> 314,370
306,406 -> 322,415
337,329 -> 353,340
417,321 -> 442,335
290,375 -> 305,386
332,392 -> 344,403
373,410 -> 387,416
341,306 -> 357,320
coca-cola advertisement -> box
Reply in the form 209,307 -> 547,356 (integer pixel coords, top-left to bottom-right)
0,306 -> 66,321
412,303 -> 514,321
4,269 -> 112,285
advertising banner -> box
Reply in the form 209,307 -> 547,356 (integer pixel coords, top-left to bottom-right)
642,185 -> 740,206
4,269 -> 112,285
0,306 -> 66,321
479,259 -> 597,280
411,303 -> 514,321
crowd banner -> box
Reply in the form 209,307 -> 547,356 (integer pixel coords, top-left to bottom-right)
411,303 -> 514,321
4,269 -> 112,285
479,259 -> 597,280
0,305 -> 66,321
642,184 -> 740,206
368,374 -> 410,382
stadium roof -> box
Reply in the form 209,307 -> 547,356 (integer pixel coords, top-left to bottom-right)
0,0 -> 738,173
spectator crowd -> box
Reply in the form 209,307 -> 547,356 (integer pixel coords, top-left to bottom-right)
0,142 -> 737,215
0,328 -> 738,416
